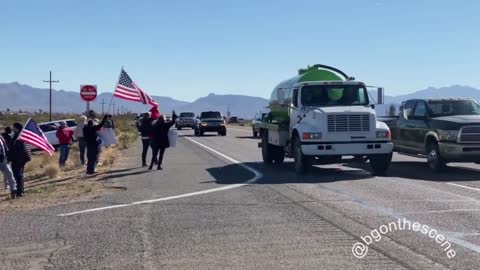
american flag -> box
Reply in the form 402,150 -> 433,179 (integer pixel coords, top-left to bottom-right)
114,68 -> 158,107
18,119 -> 55,155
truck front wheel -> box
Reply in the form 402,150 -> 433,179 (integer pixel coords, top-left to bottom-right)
369,153 -> 392,176
427,142 -> 446,172
293,136 -> 309,174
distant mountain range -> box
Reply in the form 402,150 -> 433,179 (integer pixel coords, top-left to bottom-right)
1,82 -> 479,118
0,82 -> 268,118
384,85 -> 480,104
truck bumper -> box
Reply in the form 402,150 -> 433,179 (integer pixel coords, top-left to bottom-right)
439,142 -> 480,162
177,123 -> 196,128
200,126 -> 226,132
301,141 -> 393,156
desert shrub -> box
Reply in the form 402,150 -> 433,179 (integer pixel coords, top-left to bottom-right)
101,148 -> 116,165
70,143 -> 79,152
44,163 -> 61,179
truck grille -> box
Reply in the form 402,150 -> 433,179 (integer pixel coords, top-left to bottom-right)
327,114 -> 370,132
460,126 -> 480,143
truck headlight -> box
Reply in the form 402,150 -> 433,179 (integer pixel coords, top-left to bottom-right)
302,132 -> 322,140
201,123 -> 207,127
438,130 -> 459,141
376,130 -> 391,140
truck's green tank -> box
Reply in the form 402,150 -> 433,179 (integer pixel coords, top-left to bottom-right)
268,65 -> 345,124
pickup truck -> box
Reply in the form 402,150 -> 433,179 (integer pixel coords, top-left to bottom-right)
385,98 -> 480,171
194,111 -> 227,136
175,112 -> 196,130
251,110 -> 269,137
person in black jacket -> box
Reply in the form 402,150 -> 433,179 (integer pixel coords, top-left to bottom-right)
149,112 -> 177,170
2,127 -> 14,149
83,116 -> 106,175
139,113 -> 153,167
11,123 -> 32,197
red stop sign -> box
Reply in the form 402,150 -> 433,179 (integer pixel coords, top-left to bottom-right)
80,85 -> 97,102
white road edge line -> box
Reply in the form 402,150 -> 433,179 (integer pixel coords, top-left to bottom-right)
227,127 -> 251,132
446,182 -> 480,193
58,136 -> 263,217
403,208 -> 480,214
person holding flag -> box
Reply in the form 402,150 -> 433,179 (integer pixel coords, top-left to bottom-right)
10,123 -> 32,197
149,111 -> 177,170
11,119 -> 55,197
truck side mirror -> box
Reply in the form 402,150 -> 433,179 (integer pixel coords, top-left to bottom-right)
277,89 -> 285,105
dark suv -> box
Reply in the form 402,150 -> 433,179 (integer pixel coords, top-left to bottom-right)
195,111 -> 227,136
387,98 -> 480,171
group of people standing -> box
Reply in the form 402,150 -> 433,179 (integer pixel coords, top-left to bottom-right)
54,113 -> 113,175
74,114 -> 114,175
0,124 -> 32,199
0,113 -> 115,199
138,110 -> 177,170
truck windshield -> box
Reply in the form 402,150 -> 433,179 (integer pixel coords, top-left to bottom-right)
180,112 -> 195,117
301,85 -> 369,107
201,112 -> 222,119
428,100 -> 480,117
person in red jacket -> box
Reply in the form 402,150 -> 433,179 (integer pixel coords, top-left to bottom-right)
56,121 -> 74,168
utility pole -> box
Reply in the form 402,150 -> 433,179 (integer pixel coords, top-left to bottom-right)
43,71 -> 59,121
112,102 -> 115,116
101,98 -> 106,114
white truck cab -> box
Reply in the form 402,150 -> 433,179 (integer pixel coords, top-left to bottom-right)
258,65 -> 393,175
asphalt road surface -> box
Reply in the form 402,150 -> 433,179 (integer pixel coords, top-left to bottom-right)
1,127 -> 480,269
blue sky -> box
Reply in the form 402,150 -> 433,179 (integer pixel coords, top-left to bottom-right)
1,0 -> 479,101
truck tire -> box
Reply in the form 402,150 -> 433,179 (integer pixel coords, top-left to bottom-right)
427,142 -> 446,172
273,147 -> 285,164
369,153 -> 392,176
293,136 -> 309,174
177,126 -> 182,130
253,131 -> 258,138
262,131 -> 274,164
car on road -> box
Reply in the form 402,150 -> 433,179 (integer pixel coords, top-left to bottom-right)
252,110 -> 269,137
36,119 -> 77,150
385,98 -> 480,172
228,116 -> 238,123
175,112 -> 196,130
195,111 -> 227,136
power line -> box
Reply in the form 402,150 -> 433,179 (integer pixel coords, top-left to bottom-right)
42,71 -> 59,121
101,98 -> 106,114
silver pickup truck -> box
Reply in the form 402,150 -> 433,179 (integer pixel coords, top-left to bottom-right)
175,112 -> 196,130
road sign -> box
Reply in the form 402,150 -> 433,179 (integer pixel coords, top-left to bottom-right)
80,85 -> 97,102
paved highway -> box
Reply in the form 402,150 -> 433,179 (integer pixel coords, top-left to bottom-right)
1,127 -> 480,269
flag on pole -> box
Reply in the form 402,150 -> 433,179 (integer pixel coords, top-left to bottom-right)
18,119 -> 55,155
114,68 -> 158,107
